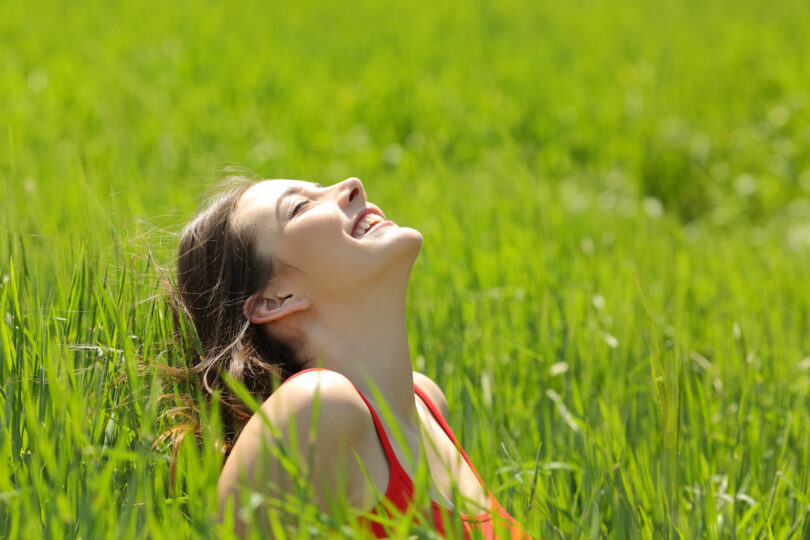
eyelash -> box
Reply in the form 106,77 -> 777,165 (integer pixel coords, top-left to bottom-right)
290,200 -> 309,218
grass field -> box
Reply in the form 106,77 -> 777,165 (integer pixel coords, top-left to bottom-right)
2,0 -> 810,537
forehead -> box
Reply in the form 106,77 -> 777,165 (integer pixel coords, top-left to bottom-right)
234,179 -> 311,230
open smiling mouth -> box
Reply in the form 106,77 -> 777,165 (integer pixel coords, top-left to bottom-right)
352,211 -> 392,239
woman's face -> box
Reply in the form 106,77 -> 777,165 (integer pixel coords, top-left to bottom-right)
234,178 -> 422,301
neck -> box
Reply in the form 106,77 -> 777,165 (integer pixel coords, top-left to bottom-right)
300,281 -> 417,424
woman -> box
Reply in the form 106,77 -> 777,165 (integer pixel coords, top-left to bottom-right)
175,176 -> 530,538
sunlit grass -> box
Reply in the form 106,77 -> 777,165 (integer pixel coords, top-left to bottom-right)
2,0 -> 810,537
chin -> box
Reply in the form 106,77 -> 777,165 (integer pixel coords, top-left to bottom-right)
370,226 -> 423,279
395,227 -> 423,258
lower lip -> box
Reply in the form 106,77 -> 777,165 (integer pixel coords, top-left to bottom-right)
362,220 -> 394,237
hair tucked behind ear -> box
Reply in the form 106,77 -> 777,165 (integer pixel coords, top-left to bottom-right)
170,176 -> 297,453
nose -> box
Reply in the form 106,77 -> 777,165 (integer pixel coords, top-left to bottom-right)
337,177 -> 366,208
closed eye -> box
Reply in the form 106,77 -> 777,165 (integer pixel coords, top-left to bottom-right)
289,199 -> 309,219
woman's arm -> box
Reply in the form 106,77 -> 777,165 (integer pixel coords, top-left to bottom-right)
413,371 -> 450,419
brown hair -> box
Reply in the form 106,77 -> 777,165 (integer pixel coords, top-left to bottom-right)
172,176 -> 297,452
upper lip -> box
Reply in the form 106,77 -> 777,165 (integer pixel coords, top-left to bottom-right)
351,206 -> 386,237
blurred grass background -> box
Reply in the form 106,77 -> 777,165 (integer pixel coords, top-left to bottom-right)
2,0 -> 810,537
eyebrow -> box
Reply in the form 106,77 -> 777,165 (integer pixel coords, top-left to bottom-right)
275,183 -> 325,224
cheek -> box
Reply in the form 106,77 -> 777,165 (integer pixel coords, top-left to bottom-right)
283,211 -> 353,269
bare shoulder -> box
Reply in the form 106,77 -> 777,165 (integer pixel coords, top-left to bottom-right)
218,369 -> 370,497
413,371 -> 450,419
256,369 -> 369,432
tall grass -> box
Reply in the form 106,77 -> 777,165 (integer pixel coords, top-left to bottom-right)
2,0 -> 810,537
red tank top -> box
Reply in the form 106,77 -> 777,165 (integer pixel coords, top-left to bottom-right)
282,368 -> 531,539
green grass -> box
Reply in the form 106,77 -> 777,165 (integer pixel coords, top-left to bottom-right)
2,0 -> 810,537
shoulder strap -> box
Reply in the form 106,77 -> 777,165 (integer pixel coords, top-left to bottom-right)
280,367 -> 399,466
350,383 -> 400,466
413,385 -> 486,487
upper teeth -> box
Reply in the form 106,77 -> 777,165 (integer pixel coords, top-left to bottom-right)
354,213 -> 383,238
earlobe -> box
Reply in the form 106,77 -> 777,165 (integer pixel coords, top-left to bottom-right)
243,293 -> 310,325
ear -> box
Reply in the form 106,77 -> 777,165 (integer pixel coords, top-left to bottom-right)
243,292 -> 311,325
